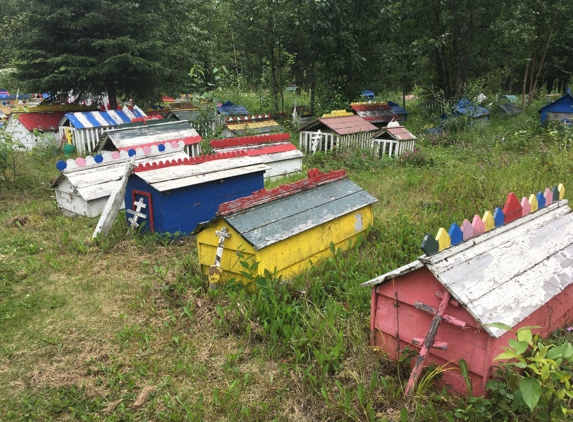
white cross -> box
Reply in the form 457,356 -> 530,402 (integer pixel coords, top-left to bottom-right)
311,129 -> 322,153
127,197 -> 147,228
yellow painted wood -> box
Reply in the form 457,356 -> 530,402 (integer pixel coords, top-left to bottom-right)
435,227 -> 451,251
482,211 -> 494,232
196,205 -> 374,284
529,194 -> 538,212
229,121 -> 280,130
322,110 -> 353,118
559,183 -> 565,200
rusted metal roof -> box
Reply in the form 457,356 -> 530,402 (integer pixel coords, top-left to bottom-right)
298,115 -> 378,135
17,112 -> 66,131
219,175 -> 377,250
373,126 -> 417,141
350,103 -> 398,123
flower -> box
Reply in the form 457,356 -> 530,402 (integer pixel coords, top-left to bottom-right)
567,327 -> 573,332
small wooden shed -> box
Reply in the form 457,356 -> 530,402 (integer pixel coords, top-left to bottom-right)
298,111 -> 378,153
350,102 -> 399,127
4,112 -> 65,149
58,109 -> 147,155
195,169 -> 377,283
362,188 -> 573,396
51,147 -> 188,217
124,155 -> 268,235
539,89 -> 573,125
445,99 -> 490,127
387,101 -> 410,122
210,133 -> 303,180
96,121 -> 202,157
371,124 -> 417,158
221,114 -> 284,137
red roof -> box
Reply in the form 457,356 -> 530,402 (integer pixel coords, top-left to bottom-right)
318,115 -> 378,135
17,112 -> 66,131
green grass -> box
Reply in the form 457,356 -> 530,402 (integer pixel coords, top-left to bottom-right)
1,101 -> 573,421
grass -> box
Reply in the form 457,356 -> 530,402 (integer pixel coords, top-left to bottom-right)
1,100 -> 573,421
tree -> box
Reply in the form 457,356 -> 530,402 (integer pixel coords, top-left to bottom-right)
16,0 -> 186,108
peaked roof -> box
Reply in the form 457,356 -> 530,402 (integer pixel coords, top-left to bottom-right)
350,103 -> 397,123
14,112 -> 66,131
538,89 -> 573,123
298,115 -> 378,135
373,125 -> 416,141
210,170 -> 377,250
217,101 -> 250,116
499,103 -> 523,115
62,110 -> 141,129
362,200 -> 573,338
97,121 -> 201,151
387,101 -> 410,115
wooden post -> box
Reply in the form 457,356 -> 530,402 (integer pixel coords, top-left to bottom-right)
405,290 -> 451,396
209,227 -> 231,290
92,157 -> 136,239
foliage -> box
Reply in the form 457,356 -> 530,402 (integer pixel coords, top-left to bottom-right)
397,147 -> 434,168
0,124 -> 26,189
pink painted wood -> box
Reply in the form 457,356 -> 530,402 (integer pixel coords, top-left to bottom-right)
502,192 -> 522,224
521,197 -> 531,216
471,215 -> 485,237
544,188 -> 553,206
461,219 -> 474,241
405,290 -> 451,396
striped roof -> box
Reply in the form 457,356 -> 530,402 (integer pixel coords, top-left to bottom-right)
62,109 -> 145,129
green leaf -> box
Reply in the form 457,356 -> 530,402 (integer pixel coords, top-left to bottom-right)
400,407 -> 408,422
547,345 -> 564,360
519,378 -> 541,411
495,350 -> 518,360
517,328 -> 533,343
509,339 -> 529,355
487,322 -> 512,331
562,343 -> 573,359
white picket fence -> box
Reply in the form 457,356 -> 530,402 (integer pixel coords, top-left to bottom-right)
372,139 -> 416,158
58,126 -> 112,156
299,130 -> 375,154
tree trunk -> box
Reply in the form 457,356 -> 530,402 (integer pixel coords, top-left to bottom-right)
309,63 -> 315,116
107,76 -> 117,110
278,39 -> 285,113
269,43 -> 279,114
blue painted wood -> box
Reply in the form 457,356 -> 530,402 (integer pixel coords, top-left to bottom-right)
537,191 -> 546,209
448,223 -> 463,246
125,170 -> 265,235
493,207 -> 505,227
420,233 -> 439,256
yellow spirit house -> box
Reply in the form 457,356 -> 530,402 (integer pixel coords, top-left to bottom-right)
195,169 -> 377,284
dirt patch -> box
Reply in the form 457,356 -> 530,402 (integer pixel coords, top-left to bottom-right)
6,215 -> 29,227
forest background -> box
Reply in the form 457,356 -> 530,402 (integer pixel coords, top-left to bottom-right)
0,0 -> 572,111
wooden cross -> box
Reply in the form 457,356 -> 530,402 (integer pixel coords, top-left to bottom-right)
310,130 -> 322,153
127,197 -> 147,229
209,227 -> 231,289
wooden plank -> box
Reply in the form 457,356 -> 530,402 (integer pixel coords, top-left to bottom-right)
493,207 -> 505,227
544,188 -> 553,206
461,219 -> 474,241
529,194 -> 538,212
537,191 -> 546,209
421,233 -> 439,256
502,192 -> 522,224
472,215 -> 485,237
436,228 -> 451,251
448,223 -> 463,246
92,158 -> 136,238
521,197 -> 531,216
482,211 -> 494,232
559,183 -> 565,200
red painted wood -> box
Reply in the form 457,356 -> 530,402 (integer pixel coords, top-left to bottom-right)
372,269 -> 573,396
245,143 -> 297,156
436,290 -> 459,307
217,169 -> 347,215
502,192 -> 522,224
412,338 -> 448,350
210,133 -> 290,148
134,150 -> 249,172
405,290 -> 451,395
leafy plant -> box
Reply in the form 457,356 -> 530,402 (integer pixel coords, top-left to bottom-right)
0,123 -> 26,189
491,323 -> 573,420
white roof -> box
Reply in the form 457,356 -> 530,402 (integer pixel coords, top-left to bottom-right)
133,156 -> 269,192
53,151 -> 188,201
363,200 -> 573,338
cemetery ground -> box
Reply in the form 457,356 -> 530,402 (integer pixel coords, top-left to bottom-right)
1,105 -> 573,421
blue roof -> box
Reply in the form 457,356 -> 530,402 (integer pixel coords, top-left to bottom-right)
451,98 -> 490,118
217,101 -> 250,116
63,110 -> 133,129
361,90 -> 375,99
387,101 -> 410,115
538,89 -> 573,124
